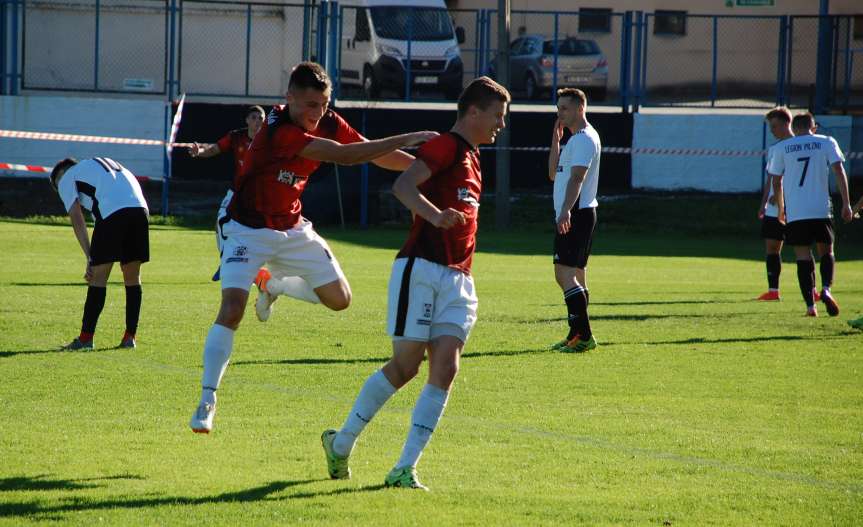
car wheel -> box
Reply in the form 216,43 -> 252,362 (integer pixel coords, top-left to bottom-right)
525,73 -> 538,100
363,66 -> 380,99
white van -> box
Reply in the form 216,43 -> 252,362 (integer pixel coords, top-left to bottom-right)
338,0 -> 465,99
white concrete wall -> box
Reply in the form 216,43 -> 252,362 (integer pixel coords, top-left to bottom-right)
632,112 -> 853,192
0,95 -> 167,179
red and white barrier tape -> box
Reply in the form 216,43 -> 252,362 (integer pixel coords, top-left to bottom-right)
0,129 -> 194,148
0,162 -> 156,182
167,94 -> 186,156
3,127 -> 862,161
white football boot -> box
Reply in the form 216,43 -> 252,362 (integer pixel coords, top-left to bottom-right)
254,268 -> 278,322
189,401 -> 216,434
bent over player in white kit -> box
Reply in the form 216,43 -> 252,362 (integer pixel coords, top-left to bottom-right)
321,77 -> 511,491
188,62 -> 436,434
771,112 -> 853,317
49,157 -> 150,350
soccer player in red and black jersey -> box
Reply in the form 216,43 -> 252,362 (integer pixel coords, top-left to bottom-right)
322,77 -> 511,491
190,105 -> 266,281
189,62 -> 437,434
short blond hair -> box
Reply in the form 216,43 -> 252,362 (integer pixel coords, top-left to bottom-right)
556,88 -> 587,106
765,106 -> 791,124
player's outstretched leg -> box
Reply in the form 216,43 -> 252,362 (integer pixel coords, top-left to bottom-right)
385,384 -> 448,492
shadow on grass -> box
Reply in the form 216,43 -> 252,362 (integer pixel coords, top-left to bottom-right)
639,335 -> 812,345
0,346 -> 126,359
232,347 -> 551,367
0,474 -> 144,492
0,479 -> 323,519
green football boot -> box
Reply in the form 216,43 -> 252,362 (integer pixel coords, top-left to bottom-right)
560,334 -> 598,353
848,316 -> 863,330
321,429 -> 351,480
384,466 -> 429,491
550,339 -> 568,350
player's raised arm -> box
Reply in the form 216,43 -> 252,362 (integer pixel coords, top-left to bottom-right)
392,159 -> 465,230
370,149 -> 416,172
549,118 -> 563,182
299,131 -> 437,166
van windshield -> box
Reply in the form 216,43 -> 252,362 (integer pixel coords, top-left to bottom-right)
370,7 -> 454,41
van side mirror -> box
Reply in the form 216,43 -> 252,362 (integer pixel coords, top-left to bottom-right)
456,26 -> 466,45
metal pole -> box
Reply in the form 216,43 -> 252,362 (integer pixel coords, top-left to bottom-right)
244,3 -> 251,96
814,0 -> 831,113
710,16 -> 717,107
162,103 -> 170,218
167,0 -> 176,100
10,0 -> 18,94
632,11 -> 643,111
552,12 -> 558,98
405,7 -> 412,101
1,0 -> 7,95
94,0 -> 100,90
619,11 -> 632,112
360,109 -> 368,228
495,0 -> 510,230
302,0 -> 310,61
776,16 -> 787,106
333,165 -> 345,229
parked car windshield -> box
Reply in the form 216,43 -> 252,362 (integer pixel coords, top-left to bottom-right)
370,7 -> 454,41
542,39 -> 600,55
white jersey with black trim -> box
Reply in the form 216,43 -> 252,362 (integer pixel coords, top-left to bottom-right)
553,123 -> 601,217
766,134 -> 844,223
58,158 -> 148,221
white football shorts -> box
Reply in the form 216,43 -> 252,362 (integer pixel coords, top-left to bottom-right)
219,217 -> 345,291
386,257 -> 478,343
215,189 -> 233,254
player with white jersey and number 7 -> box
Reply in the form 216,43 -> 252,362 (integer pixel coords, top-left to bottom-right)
770,112 -> 853,317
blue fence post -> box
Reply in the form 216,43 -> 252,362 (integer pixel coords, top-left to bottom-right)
814,0 -> 831,113
162,103 -> 170,217
552,12 -> 559,99
167,0 -> 177,100
619,11 -> 631,112
316,0 -> 327,64
335,2 -> 343,100
405,7 -> 412,101
328,1 -> 339,102
478,9 -> 487,74
710,16 -> 717,107
94,0 -> 100,90
632,11 -> 643,111
1,0 -> 6,95
244,3 -> 251,96
842,16 -> 851,108
360,109 -> 368,229
10,0 -> 17,94
776,16 -> 787,106
302,1 -> 310,61
786,16 -> 794,103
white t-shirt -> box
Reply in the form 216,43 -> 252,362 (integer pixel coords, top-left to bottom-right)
763,143 -> 783,218
766,134 -> 844,223
553,124 -> 601,217
58,158 -> 148,221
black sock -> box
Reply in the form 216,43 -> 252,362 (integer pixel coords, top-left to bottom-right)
819,254 -> 834,290
564,286 -> 591,340
766,254 -> 781,290
82,286 -> 107,334
125,285 -> 142,336
796,260 -> 816,307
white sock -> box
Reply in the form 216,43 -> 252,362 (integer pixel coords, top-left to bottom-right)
395,384 -> 449,469
268,276 -> 320,304
333,370 -> 397,457
200,324 -> 234,402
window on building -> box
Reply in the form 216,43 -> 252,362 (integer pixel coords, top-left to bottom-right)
654,10 -> 687,36
854,15 -> 863,40
579,8 -> 612,33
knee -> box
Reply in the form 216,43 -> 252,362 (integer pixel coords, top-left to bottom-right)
217,299 -> 246,328
387,359 -> 420,386
324,290 -> 352,311
432,361 -> 459,387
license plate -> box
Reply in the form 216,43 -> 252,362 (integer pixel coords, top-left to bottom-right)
415,76 -> 437,84
565,76 -> 590,83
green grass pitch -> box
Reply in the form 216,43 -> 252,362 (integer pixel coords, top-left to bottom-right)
1,218 -> 861,525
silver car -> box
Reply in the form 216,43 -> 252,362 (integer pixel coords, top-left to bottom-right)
491,35 -> 608,100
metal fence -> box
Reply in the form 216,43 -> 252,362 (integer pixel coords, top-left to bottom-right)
2,2 -> 863,110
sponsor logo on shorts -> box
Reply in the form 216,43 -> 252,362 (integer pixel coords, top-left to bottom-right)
423,303 -> 433,319
416,320 -> 432,326
226,245 -> 249,263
